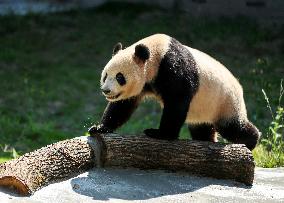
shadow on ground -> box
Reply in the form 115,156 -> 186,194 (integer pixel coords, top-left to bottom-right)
71,168 -> 249,201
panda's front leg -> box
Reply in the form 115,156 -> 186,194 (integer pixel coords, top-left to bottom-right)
88,97 -> 140,136
144,98 -> 190,140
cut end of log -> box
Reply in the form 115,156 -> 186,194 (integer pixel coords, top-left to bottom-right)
0,176 -> 30,196
0,136 -> 96,196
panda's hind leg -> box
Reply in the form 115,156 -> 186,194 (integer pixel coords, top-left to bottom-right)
216,119 -> 260,150
188,123 -> 217,142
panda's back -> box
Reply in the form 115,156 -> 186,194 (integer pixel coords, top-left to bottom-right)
184,46 -> 247,124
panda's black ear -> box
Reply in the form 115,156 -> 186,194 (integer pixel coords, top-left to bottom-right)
134,44 -> 150,63
112,42 -> 123,56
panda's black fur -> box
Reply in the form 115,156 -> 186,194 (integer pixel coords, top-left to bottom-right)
89,35 -> 260,150
142,38 -> 199,139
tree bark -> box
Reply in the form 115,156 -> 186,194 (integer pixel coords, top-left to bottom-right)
0,134 -> 255,196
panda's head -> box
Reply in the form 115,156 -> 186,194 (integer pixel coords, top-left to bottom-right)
100,42 -> 150,102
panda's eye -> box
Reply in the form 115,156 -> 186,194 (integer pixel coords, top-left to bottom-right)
116,72 -> 126,86
103,73 -> 107,83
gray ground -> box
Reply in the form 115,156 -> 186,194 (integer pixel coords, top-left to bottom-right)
0,167 -> 284,203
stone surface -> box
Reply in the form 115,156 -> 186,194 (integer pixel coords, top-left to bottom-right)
0,167 -> 283,203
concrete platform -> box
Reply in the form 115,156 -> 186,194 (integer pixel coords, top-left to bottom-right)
0,167 -> 284,203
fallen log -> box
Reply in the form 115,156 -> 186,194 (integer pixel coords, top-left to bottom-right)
0,134 -> 255,196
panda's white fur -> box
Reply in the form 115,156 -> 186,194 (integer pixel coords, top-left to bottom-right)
185,46 -> 247,124
101,33 -> 247,126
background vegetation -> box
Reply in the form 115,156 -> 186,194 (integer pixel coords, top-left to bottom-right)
0,2 -> 283,166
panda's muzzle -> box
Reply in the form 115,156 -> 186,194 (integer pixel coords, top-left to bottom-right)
101,88 -> 121,100
104,93 -> 121,100
102,88 -> 111,95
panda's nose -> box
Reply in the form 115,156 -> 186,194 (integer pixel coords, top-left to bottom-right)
102,88 -> 111,94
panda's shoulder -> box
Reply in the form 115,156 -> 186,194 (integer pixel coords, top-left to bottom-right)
136,34 -> 171,48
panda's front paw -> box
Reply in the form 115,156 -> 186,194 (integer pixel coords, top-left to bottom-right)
88,124 -> 112,136
144,128 -> 163,139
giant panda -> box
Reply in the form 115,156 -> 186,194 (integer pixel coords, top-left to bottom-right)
88,34 -> 260,150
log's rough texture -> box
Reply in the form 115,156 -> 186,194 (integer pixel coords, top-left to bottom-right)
0,134 -> 255,196
102,134 -> 255,186
0,137 -> 96,195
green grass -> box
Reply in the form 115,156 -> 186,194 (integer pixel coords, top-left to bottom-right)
0,2 -> 283,166
253,84 -> 284,167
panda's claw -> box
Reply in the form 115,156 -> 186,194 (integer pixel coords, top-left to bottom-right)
88,125 -> 98,136
88,124 -> 112,136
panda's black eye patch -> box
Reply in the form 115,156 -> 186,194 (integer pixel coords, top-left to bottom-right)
103,73 -> 107,83
116,72 -> 126,86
